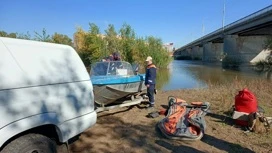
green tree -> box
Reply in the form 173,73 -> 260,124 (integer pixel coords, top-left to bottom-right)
119,23 -> 135,39
73,27 -> 86,51
0,31 -> 17,38
89,23 -> 99,35
0,31 -> 8,37
8,33 -> 17,38
34,28 -> 52,42
105,24 -> 120,54
119,23 -> 135,63
73,23 -> 171,68
145,36 -> 172,68
17,31 -> 31,40
52,33 -> 73,46
89,23 -> 108,59
131,37 -> 149,66
83,23 -> 104,63
0,30 -> 31,40
73,24 -> 106,66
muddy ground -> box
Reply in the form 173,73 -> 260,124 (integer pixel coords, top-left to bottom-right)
69,90 -> 272,153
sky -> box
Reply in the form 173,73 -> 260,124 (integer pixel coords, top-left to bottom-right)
0,0 -> 272,48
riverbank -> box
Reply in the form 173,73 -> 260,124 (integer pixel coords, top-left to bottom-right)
70,78 -> 272,153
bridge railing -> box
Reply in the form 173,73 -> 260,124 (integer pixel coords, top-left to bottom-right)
177,5 -> 272,51
224,4 -> 272,31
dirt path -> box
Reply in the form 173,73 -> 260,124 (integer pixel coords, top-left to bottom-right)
69,90 -> 272,153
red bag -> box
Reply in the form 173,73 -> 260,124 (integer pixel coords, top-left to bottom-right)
234,88 -> 257,126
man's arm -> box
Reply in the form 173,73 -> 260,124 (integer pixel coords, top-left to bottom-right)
145,69 -> 149,85
147,67 -> 156,85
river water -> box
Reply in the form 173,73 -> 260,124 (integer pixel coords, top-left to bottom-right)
157,60 -> 271,91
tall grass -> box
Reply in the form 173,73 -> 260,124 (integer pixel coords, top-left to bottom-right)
188,78 -> 272,115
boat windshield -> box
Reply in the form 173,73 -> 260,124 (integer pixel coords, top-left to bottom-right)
90,61 -> 135,76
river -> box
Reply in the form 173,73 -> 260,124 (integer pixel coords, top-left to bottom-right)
157,60 -> 272,91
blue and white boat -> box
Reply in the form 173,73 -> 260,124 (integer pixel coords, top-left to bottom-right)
90,61 -> 146,105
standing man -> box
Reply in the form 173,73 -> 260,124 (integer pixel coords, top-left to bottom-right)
145,56 -> 157,108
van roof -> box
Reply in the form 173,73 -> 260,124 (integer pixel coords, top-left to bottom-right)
0,37 -> 90,90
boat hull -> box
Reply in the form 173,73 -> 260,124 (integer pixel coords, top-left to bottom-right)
94,81 -> 146,105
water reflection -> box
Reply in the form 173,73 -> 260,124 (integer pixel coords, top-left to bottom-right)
156,68 -> 171,90
139,67 -> 171,90
159,60 -> 271,91
160,61 -> 207,91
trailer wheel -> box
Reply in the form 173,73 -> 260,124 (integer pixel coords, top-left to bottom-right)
1,134 -> 57,153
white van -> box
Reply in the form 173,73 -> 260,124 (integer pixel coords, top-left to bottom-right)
0,37 -> 97,152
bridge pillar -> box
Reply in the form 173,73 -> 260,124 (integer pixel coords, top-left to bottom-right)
223,35 -> 268,67
186,48 -> 192,59
192,46 -> 203,60
174,49 -> 191,60
203,42 -> 223,62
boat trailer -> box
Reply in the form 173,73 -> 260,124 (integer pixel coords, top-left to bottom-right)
95,95 -> 147,113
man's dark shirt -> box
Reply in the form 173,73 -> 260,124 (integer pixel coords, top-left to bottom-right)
145,64 -> 156,85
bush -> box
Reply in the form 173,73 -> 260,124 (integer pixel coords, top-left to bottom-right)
73,23 -> 171,68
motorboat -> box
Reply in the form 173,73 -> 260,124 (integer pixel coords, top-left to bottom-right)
90,61 -> 146,106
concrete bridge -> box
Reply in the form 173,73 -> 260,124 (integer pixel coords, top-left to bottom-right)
174,5 -> 272,67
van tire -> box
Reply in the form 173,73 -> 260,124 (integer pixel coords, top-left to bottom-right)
1,134 -> 57,153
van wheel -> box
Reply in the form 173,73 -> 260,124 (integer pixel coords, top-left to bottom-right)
1,134 -> 57,153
